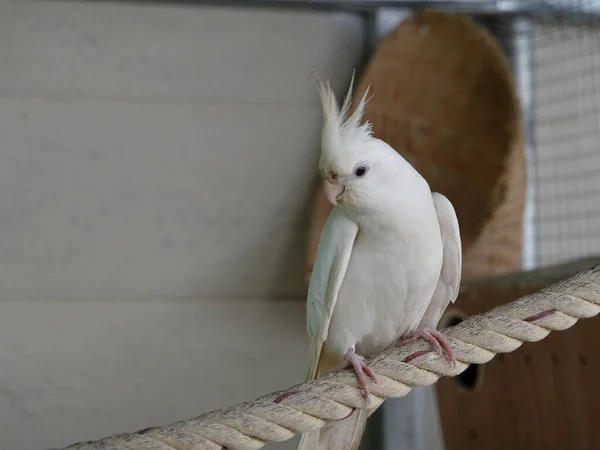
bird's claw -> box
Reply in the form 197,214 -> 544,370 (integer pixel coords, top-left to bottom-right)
341,349 -> 377,399
397,328 -> 455,362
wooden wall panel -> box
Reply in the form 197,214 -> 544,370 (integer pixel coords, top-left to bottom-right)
436,257 -> 600,450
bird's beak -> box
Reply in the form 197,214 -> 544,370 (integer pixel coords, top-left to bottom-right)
324,181 -> 345,206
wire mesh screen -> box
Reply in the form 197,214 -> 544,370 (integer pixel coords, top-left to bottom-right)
531,4 -> 600,267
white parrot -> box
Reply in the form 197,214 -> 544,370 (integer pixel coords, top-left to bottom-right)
297,75 -> 462,450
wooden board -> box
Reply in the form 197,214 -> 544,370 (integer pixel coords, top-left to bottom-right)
436,257 -> 600,450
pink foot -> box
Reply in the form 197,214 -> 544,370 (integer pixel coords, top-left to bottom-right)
398,328 -> 455,362
340,349 -> 377,399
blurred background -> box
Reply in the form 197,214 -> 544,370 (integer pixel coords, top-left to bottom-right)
0,1 -> 599,450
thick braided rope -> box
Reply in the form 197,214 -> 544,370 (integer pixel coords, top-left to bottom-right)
61,265 -> 600,450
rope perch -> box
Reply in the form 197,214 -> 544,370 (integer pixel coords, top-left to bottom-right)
60,265 -> 600,450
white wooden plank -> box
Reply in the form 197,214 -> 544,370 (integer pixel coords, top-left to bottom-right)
0,299 -> 307,450
0,1 -> 364,104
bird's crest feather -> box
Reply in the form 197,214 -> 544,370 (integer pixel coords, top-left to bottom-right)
313,71 -> 373,163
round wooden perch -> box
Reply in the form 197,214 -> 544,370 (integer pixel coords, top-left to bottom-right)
306,10 -> 526,283
55,264 -> 600,450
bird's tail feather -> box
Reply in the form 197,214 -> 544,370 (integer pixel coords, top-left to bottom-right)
296,408 -> 369,450
298,351 -> 374,450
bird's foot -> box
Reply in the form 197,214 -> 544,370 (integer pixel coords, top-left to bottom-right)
397,328 -> 455,362
340,349 -> 377,399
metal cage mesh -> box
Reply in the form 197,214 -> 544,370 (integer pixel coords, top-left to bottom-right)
531,4 -> 600,267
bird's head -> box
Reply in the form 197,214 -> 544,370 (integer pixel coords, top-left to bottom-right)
315,73 -> 405,214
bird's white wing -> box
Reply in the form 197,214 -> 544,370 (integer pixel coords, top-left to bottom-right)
305,206 -> 358,380
298,206 -> 361,450
419,192 -> 462,330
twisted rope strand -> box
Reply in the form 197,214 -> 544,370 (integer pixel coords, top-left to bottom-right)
60,265 -> 600,450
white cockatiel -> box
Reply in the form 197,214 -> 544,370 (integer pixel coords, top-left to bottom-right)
297,76 -> 462,450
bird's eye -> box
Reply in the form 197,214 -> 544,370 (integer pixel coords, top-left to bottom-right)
354,166 -> 368,177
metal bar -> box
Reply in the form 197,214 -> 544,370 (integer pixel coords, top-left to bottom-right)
80,0 -> 600,18
510,18 -> 538,270
479,15 -> 538,270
